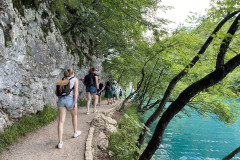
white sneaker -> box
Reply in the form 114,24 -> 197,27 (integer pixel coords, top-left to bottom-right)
73,130 -> 82,138
58,142 -> 63,149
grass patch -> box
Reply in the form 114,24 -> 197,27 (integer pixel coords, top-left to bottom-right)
0,105 -> 57,154
78,99 -> 87,107
74,49 -> 84,68
26,50 -> 32,56
108,102 -> 145,160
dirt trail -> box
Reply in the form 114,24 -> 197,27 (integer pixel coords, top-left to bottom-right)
1,100 -> 122,160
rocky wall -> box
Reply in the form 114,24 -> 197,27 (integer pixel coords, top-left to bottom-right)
0,0 -> 105,132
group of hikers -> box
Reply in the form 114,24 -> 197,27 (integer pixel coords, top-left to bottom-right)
55,67 -> 127,149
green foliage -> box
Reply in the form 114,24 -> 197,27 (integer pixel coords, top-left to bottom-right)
208,0 -> 240,18
72,49 -> 84,68
26,50 -> 32,56
109,103 -> 144,160
50,0 -> 165,64
12,0 -> 43,16
3,25 -> 12,48
0,105 -> 57,154
53,17 -> 64,33
41,22 -> 52,36
78,99 -> 87,107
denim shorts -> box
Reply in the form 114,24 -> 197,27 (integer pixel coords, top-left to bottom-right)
97,91 -> 103,96
86,86 -> 97,94
57,96 -> 74,110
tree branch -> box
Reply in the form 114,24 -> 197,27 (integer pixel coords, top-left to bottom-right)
223,146 -> 240,160
216,13 -> 240,70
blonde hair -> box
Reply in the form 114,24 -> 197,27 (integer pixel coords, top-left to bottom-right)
88,67 -> 97,74
64,68 -> 74,77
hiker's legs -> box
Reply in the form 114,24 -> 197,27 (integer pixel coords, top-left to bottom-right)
58,107 -> 67,143
93,93 -> 98,111
113,96 -> 115,103
86,92 -> 91,113
99,94 -> 102,104
70,107 -> 77,133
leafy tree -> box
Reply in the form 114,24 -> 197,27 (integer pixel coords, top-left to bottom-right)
139,8 -> 240,160
50,0 -> 166,58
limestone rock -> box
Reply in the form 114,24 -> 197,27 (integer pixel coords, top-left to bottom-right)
96,131 -> 109,151
0,0 -> 105,131
91,113 -> 118,133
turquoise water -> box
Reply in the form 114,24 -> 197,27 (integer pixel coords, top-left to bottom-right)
145,102 -> 240,160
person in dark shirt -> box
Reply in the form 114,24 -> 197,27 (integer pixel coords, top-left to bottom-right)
119,89 -> 122,99
97,79 -> 104,106
85,68 -> 99,114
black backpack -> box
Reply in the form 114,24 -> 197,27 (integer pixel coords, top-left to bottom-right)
84,74 -> 95,87
55,77 -> 74,97
105,86 -> 112,91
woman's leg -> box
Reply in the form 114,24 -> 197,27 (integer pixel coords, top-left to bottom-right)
93,94 -> 98,111
58,107 -> 67,143
69,107 -> 77,133
86,92 -> 91,113
99,95 -> 102,105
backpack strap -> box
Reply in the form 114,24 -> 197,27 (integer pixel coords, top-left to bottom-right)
69,77 -> 75,91
62,77 -> 75,91
69,77 -> 74,81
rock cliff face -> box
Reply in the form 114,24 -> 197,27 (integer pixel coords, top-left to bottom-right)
0,0 -> 104,132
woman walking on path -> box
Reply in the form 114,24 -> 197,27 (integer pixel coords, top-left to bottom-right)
112,82 -> 117,103
56,68 -> 81,149
124,90 -> 127,98
97,79 -> 104,106
85,68 -> 99,114
104,81 -> 113,105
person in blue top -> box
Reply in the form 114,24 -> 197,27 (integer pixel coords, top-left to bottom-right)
111,82 -> 117,103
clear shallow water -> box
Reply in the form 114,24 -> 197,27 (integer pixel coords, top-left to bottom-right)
145,102 -> 240,160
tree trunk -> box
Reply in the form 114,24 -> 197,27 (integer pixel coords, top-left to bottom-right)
223,146 -> 240,160
119,68 -> 145,111
137,60 -> 159,111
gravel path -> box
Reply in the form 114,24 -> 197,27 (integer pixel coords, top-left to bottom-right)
1,100 -> 121,160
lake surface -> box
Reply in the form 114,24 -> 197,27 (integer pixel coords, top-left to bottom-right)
145,102 -> 240,160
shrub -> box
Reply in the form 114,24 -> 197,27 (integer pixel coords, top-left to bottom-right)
109,103 -> 144,160
78,99 -> 87,107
